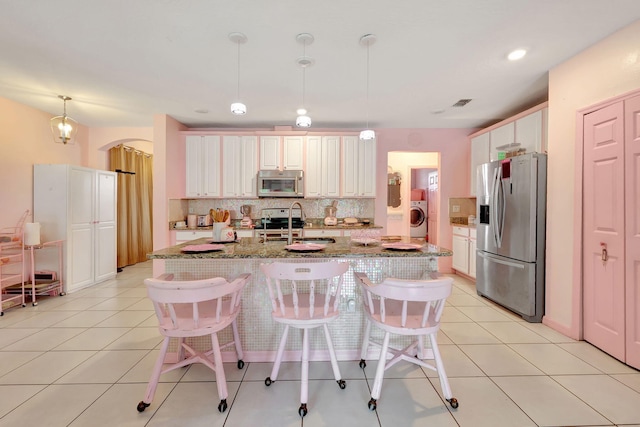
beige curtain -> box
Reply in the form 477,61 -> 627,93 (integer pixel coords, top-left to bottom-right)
109,145 -> 153,268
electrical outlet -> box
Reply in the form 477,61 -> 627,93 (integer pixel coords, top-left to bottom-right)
452,205 -> 460,213
189,207 -> 194,213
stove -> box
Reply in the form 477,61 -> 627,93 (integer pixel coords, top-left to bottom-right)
255,208 -> 304,230
255,208 -> 304,241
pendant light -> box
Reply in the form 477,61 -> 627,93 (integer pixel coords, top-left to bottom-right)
50,95 -> 78,144
295,33 -> 314,128
229,32 -> 247,115
360,34 -> 376,141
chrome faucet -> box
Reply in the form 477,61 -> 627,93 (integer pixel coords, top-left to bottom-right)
288,201 -> 305,245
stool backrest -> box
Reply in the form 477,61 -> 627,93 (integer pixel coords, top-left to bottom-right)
144,273 -> 249,331
357,275 -> 453,329
260,261 -> 349,320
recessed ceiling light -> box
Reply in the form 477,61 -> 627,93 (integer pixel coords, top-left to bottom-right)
508,49 -> 527,61
296,108 -> 307,115
194,109 -> 209,114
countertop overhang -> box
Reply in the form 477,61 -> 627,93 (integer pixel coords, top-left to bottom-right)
148,236 -> 452,260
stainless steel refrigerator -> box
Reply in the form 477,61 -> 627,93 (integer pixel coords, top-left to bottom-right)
476,153 -> 547,322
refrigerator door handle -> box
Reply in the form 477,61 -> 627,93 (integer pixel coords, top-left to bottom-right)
491,167 -> 500,248
478,251 -> 525,269
498,167 -> 506,247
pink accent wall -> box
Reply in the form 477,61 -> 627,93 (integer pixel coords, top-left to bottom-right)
375,128 -> 474,273
152,114 -> 187,278
0,97 -> 85,227
547,20 -> 640,338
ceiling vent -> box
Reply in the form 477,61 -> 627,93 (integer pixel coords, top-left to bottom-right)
452,99 -> 472,107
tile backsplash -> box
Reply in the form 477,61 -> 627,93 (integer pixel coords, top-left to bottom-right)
448,197 -> 476,225
169,198 -> 375,222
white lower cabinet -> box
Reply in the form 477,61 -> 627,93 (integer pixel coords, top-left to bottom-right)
34,165 -> 117,293
452,226 -> 476,279
303,229 -> 342,238
469,228 -> 476,279
175,230 -> 212,244
235,230 -> 253,239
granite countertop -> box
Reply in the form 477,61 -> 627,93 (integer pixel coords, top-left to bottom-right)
170,218 -> 383,231
148,236 -> 452,260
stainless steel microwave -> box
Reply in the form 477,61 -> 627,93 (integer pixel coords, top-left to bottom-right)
257,170 -> 304,198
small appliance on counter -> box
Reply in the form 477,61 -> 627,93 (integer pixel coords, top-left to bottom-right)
240,205 -> 253,228
324,206 -> 337,226
187,214 -> 197,228
196,214 -> 212,227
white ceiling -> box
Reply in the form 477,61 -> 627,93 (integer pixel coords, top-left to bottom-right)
1,1 -> 639,130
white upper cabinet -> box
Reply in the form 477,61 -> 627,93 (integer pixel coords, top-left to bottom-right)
259,136 -> 304,170
341,136 -> 377,197
488,108 -> 547,161
305,136 -> 340,198
489,122 -> 515,161
222,136 -> 258,197
283,136 -> 304,170
259,136 -> 280,170
470,133 -> 490,196
185,135 -> 221,197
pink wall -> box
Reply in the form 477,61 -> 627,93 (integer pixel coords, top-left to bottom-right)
0,97 -> 85,227
375,129 -> 473,273
545,20 -> 640,338
152,114 -> 187,278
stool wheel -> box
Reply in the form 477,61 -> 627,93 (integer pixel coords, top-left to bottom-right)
359,359 -> 366,369
264,377 -> 272,386
237,359 -> 245,369
137,401 -> 150,412
298,403 -> 307,417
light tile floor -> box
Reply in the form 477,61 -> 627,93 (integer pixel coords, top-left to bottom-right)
1,261 -> 639,427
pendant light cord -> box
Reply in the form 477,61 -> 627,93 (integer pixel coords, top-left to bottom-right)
301,40 -> 306,110
236,41 -> 241,100
366,42 -> 370,128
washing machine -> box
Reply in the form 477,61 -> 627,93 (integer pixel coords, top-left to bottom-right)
410,200 -> 428,238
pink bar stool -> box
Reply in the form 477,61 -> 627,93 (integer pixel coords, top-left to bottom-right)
136,272 -> 250,414
260,261 -> 349,417
355,272 -> 459,411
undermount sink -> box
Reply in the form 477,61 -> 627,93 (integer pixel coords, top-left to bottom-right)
293,237 -> 336,244
259,237 -> 336,244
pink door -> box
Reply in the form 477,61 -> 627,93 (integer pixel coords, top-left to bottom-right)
583,102 -> 626,362
624,95 -> 640,369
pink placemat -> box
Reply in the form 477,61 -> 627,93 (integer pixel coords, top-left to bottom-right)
181,243 -> 225,253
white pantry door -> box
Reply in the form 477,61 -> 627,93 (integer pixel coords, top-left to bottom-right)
582,102 -> 626,362
624,95 -> 640,369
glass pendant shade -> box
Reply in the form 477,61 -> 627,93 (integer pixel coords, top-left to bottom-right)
296,115 -> 311,128
50,96 -> 77,144
230,102 -> 247,115
359,129 -> 375,140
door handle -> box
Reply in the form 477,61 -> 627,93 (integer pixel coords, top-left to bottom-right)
600,242 -> 608,262
477,251 -> 525,269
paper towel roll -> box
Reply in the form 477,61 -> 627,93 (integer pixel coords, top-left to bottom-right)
24,222 -> 41,246
187,214 -> 197,228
